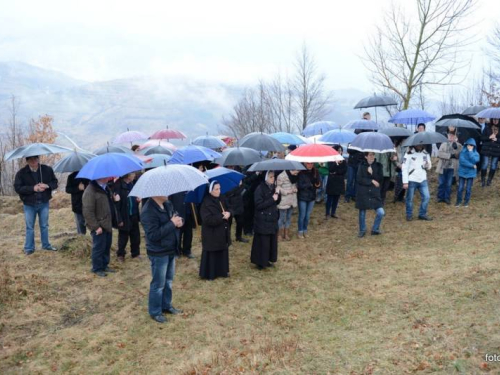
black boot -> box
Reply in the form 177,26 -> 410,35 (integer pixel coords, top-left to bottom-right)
481,170 -> 487,187
487,170 -> 496,186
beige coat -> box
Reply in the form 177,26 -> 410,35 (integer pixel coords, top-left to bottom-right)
436,141 -> 463,175
276,171 -> 297,210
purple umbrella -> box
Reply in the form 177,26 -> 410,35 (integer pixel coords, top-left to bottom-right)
113,130 -> 149,144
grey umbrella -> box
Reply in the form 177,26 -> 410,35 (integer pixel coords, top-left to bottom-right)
462,105 -> 488,116
239,133 -> 286,152
354,94 -> 398,123
402,131 -> 448,147
140,145 -> 174,156
5,142 -> 73,161
215,147 -> 263,166
435,117 -> 481,129
192,135 -> 226,149
378,127 -> 413,138
247,159 -> 306,172
349,132 -> 395,153
53,151 -> 96,173
94,144 -> 133,155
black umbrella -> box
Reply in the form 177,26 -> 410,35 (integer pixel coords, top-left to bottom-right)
239,133 -> 285,152
214,147 -> 263,166
53,151 -> 96,173
354,94 -> 398,123
462,105 -> 488,116
247,159 -> 306,172
402,131 -> 448,147
140,145 -> 174,156
435,114 -> 481,144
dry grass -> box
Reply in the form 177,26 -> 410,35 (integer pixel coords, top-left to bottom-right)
1,179 -> 500,374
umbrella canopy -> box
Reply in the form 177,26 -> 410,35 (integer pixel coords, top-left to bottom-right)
5,142 -> 73,161
53,151 -> 96,173
476,107 -> 500,119
285,144 -> 343,163
343,120 -> 379,131
348,132 -> 395,153
388,109 -> 436,125
143,154 -> 171,169
76,153 -> 143,180
248,159 -> 306,172
191,135 -> 226,149
169,145 -> 221,165
462,105 -> 488,116
378,127 -> 413,138
296,135 -> 312,144
184,167 -> 244,204
435,114 -> 481,144
139,145 -> 174,156
402,131 -> 448,147
319,129 -> 357,144
270,132 -> 307,145
307,135 -> 329,144
301,121 -> 338,137
94,144 -> 133,155
354,94 -> 398,109
150,128 -> 187,140
138,140 -> 177,151
214,147 -> 263,166
113,130 -> 148,144
129,164 -> 208,198
239,133 -> 285,152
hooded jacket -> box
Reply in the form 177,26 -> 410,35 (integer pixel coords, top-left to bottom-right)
140,198 -> 179,257
458,138 -> 480,179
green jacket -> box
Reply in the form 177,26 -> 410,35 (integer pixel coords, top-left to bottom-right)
375,152 -> 397,179
315,163 -> 329,177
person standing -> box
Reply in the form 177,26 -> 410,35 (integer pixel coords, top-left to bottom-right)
480,124 -> 500,187
345,148 -> 364,203
65,171 -> 89,235
456,138 -> 480,207
276,170 -> 298,240
141,195 -> 184,323
315,162 -> 329,203
170,191 -> 196,258
251,171 -> 281,269
297,163 -> 320,238
14,155 -> 58,255
325,145 -> 347,219
224,181 -> 248,243
436,131 -> 462,204
355,152 -> 385,237
200,181 -> 231,280
375,151 -> 398,205
402,145 -> 433,221
393,139 -> 406,203
113,172 -> 141,261
82,177 -> 119,276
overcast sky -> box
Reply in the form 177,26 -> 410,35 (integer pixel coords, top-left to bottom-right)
0,0 -> 498,91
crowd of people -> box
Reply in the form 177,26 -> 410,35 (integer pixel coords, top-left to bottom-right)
12,112 -> 497,323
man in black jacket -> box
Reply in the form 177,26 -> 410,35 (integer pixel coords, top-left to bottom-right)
14,155 -> 58,255
170,191 -> 195,258
65,171 -> 89,235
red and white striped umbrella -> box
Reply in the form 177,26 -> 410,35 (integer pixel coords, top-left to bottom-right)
285,144 -> 343,163
150,128 -> 187,140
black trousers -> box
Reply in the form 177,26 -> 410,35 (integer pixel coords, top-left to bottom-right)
117,214 -> 141,258
179,214 -> 194,255
229,214 -> 244,240
243,205 -> 254,235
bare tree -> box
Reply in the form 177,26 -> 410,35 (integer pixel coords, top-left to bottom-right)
363,0 -> 476,109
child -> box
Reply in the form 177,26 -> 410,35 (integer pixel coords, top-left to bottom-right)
456,138 -> 480,207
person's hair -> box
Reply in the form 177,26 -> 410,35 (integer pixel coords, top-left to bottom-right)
131,145 -> 140,152
26,155 -> 39,161
447,129 -> 456,135
332,144 -> 343,153
364,152 -> 374,157
417,123 -> 426,129
363,111 -> 371,117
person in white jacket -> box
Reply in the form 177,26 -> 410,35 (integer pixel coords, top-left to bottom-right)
402,145 -> 433,221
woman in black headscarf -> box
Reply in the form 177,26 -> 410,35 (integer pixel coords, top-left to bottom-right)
251,171 -> 281,270
200,181 -> 231,280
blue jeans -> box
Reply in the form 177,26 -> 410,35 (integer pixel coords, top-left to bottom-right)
481,156 -> 499,171
456,177 -> 474,205
437,168 -> 454,201
91,230 -> 112,272
325,195 -> 340,216
358,208 -> 385,233
148,255 -> 176,317
74,213 -> 86,235
406,180 -> 430,218
278,208 -> 293,229
23,202 -> 50,253
346,165 -> 358,199
316,175 -> 328,202
298,200 -> 315,233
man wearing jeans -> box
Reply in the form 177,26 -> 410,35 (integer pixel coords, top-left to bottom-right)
402,145 -> 433,221
141,195 -> 183,324
14,155 -> 58,255
436,131 -> 462,204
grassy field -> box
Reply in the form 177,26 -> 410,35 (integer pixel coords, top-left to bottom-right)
1,178 -> 500,374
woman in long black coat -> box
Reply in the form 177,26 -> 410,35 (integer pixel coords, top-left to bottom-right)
200,181 -> 231,280
251,171 -> 281,269
325,145 -> 347,219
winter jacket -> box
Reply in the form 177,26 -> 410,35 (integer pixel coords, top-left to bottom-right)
325,160 -> 347,196
436,141 -> 462,175
65,172 -> 89,214
253,182 -> 281,235
375,152 -> 397,179
140,198 -> 179,257
315,163 -> 329,177
347,149 -> 365,167
112,178 -> 140,231
480,131 -> 500,158
297,168 -> 320,202
14,164 -> 58,206
200,194 -> 230,251
402,150 -> 432,184
355,160 -> 383,210
276,171 -> 297,209
224,184 -> 245,216
458,138 -> 480,179
82,181 -> 117,233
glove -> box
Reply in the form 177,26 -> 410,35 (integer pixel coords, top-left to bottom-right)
450,154 -> 456,159
452,142 -> 458,150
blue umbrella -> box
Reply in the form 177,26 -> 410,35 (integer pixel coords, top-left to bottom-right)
319,129 -> 356,144
343,120 -> 379,131
143,153 -> 171,169
169,145 -> 221,165
191,135 -> 226,149
476,107 -> 500,119
185,167 -> 244,203
302,121 -> 338,137
270,132 -> 306,145
76,153 -> 143,180
348,132 -> 395,153
388,109 -> 436,125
